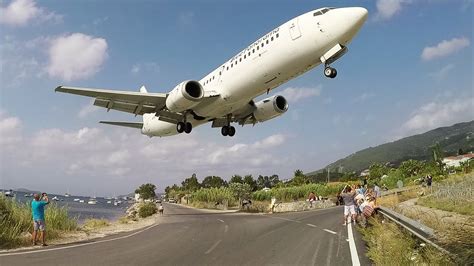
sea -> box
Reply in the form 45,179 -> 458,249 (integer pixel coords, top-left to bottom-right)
2,190 -> 133,223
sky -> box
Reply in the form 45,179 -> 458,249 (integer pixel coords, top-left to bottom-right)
0,0 -> 473,196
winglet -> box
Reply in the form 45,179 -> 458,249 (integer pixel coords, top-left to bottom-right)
139,85 -> 148,93
55,86 -> 63,92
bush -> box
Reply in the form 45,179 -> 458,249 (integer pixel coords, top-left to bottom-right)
191,187 -> 236,206
82,218 -> 109,230
138,202 -> 157,218
252,183 -> 345,202
0,196 -> 77,249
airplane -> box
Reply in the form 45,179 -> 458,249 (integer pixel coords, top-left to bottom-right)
55,7 -> 368,137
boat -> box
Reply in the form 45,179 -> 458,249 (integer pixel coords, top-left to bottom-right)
5,190 -> 15,197
65,188 -> 71,197
87,199 -> 97,205
79,199 -> 85,203
73,198 -> 80,202
52,196 -> 60,201
106,200 -> 112,204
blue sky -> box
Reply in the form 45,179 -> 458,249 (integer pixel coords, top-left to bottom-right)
1,0 -> 473,195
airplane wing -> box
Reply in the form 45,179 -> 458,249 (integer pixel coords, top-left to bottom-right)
99,121 -> 143,129
55,86 -> 167,116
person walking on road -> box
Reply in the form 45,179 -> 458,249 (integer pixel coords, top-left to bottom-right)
32,193 -> 49,246
158,204 -> 164,215
341,186 -> 356,225
308,191 -> 316,208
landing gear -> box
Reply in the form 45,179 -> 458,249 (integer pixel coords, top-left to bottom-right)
221,126 -> 235,137
177,121 -> 192,134
324,66 -> 337,79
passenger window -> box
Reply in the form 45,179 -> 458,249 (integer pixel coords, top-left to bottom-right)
261,43 -> 264,48
219,71 -> 221,75
244,55 -> 246,59
231,63 -> 233,67
248,52 -> 251,56
252,49 -> 255,53
239,58 -> 242,62
226,67 -> 229,70
276,33 -> 279,38
266,40 -> 269,44
271,36 -> 274,41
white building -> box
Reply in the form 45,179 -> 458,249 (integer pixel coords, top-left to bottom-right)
442,153 -> 474,168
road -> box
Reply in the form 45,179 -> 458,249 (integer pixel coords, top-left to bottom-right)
1,203 -> 370,265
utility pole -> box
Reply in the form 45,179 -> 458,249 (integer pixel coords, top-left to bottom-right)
327,168 -> 330,183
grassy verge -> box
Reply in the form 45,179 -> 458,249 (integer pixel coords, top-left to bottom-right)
82,218 -> 110,230
360,218 -> 453,265
0,195 -> 78,249
417,174 -> 473,216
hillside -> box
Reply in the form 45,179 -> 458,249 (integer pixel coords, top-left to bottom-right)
307,121 -> 474,176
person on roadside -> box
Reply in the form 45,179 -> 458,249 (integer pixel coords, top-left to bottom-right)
426,175 -> 433,192
32,193 -> 49,246
158,203 -> 164,215
341,186 -> 356,225
374,182 -> 381,198
308,191 -> 316,207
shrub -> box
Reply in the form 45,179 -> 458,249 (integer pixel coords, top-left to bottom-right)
191,187 -> 236,206
252,183 -> 345,202
82,218 -> 109,230
0,196 -> 77,249
138,202 -> 157,218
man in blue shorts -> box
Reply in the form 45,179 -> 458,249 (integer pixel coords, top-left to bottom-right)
32,193 -> 49,246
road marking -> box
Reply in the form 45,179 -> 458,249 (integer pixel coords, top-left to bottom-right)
269,216 -> 302,223
323,229 -> 337,235
204,239 -> 222,255
0,223 -> 160,257
217,219 -> 224,223
347,223 -> 361,266
306,223 -> 317,228
224,225 -> 229,233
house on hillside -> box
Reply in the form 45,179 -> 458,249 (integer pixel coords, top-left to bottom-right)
442,153 -> 474,168
360,169 -> 370,177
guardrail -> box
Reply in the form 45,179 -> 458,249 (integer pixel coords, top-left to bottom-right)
378,206 -> 451,255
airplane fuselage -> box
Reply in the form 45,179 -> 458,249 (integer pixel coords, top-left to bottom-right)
142,7 -> 368,137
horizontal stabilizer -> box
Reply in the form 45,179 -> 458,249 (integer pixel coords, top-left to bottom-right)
99,121 -> 143,129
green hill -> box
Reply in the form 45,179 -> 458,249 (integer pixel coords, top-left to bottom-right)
307,121 -> 474,176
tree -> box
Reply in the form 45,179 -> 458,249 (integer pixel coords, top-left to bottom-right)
292,169 -> 308,185
256,174 -> 280,190
229,183 -> 252,206
399,159 -> 425,178
369,163 -> 389,179
201,176 -> 227,188
243,175 -> 257,191
181,173 -> 201,192
229,175 -> 243,184
458,148 -> 465,155
135,183 -> 156,200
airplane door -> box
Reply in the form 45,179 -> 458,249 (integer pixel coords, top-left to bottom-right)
289,18 -> 302,40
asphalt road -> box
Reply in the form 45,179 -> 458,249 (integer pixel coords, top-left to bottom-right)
1,203 -> 370,265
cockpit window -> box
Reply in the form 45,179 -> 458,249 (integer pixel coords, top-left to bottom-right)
314,7 -> 334,16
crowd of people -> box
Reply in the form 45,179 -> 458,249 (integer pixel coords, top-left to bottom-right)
335,182 -> 380,227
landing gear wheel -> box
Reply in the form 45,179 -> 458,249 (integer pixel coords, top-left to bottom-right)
184,122 -> 192,134
324,67 -> 337,79
221,126 -> 229,136
228,126 -> 235,137
177,122 -> 185,133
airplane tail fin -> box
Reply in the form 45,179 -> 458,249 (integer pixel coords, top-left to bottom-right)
139,85 -> 148,93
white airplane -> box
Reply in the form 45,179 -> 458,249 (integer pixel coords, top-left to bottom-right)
56,7 -> 368,137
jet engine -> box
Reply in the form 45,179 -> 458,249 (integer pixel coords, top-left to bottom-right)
253,95 -> 288,122
165,80 -> 204,113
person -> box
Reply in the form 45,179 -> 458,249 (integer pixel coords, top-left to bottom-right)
373,182 -> 381,198
31,193 -> 49,246
426,175 -> 433,192
341,186 -> 356,225
308,191 -> 316,207
158,204 -> 164,215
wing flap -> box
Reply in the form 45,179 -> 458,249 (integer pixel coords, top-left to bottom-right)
99,121 -> 143,129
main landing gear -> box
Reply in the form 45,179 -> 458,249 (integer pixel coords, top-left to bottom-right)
221,125 -> 235,137
324,66 -> 337,79
177,121 -> 192,134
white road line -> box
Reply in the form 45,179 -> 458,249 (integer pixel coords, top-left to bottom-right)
347,223 -> 361,266
204,239 -> 222,255
306,223 -> 317,228
224,225 -> 229,233
0,223 -> 160,257
323,229 -> 337,235
217,219 -> 224,223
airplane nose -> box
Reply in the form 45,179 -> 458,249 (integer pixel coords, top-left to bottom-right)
333,7 -> 368,45
353,7 -> 368,24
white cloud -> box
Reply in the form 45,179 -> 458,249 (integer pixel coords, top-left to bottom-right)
429,64 -> 455,81
400,97 -> 474,136
279,86 -> 322,103
421,37 -> 470,61
47,33 -> 108,81
78,101 -> 100,118
0,112 -> 22,146
0,0 -> 62,27
375,0 -> 410,20
178,11 -> 195,27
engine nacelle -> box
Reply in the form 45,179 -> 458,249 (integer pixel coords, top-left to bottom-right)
253,95 -> 288,122
165,80 -> 204,113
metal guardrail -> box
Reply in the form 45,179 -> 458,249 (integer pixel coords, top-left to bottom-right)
378,206 -> 451,255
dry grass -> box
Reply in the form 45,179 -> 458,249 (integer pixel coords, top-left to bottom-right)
360,218 -> 454,265
377,188 -> 420,208
82,218 -> 110,230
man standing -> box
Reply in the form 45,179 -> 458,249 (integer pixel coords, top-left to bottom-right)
32,193 -> 49,246
341,186 -> 356,225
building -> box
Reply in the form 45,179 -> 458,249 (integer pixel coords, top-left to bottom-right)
442,153 -> 474,168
